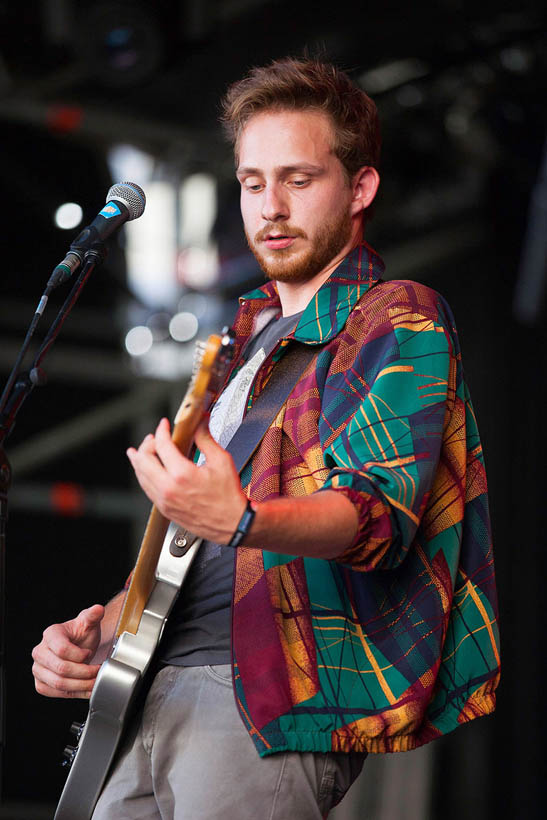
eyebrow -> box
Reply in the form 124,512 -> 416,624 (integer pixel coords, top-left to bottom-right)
236,163 -> 325,177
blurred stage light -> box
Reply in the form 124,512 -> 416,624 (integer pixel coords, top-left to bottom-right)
130,339 -> 196,381
177,245 -> 219,289
125,325 -> 153,356
50,482 -> 85,516
108,144 -> 154,189
500,45 -> 532,74
54,202 -> 83,230
147,311 -> 172,342
169,311 -> 199,342
179,173 -> 217,245
445,109 -> 470,136
178,292 -> 208,319
395,85 -> 424,108
124,180 -> 178,308
359,59 -> 429,94
177,173 -> 220,288
77,2 -> 163,88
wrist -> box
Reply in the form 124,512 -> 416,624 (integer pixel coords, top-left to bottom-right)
227,498 -> 257,547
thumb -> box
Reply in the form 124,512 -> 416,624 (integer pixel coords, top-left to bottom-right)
194,417 -> 218,455
72,605 -> 105,648
194,418 -> 237,476
80,604 -> 105,626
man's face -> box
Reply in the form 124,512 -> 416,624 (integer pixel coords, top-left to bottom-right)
236,109 -> 355,283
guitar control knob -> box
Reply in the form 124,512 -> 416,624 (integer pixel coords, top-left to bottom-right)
70,721 -> 85,740
62,745 -> 78,768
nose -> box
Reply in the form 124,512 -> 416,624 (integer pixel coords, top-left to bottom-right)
261,184 -> 289,222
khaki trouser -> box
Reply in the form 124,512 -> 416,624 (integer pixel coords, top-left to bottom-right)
92,664 -> 366,819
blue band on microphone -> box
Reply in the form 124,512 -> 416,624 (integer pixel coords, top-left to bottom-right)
99,202 -> 122,219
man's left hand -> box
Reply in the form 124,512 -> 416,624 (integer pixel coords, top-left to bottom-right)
126,417 -> 247,544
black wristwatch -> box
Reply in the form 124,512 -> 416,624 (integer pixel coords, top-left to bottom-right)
228,499 -> 256,548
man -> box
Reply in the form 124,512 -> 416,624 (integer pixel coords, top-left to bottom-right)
32,58 -> 500,818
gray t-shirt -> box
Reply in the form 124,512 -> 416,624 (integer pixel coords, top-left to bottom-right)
159,310 -> 303,667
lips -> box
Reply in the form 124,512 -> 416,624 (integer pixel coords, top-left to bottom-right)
263,235 -> 296,250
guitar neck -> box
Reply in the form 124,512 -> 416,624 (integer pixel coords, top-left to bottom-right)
116,393 -> 206,637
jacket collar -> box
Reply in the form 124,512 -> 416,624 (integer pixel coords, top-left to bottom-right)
238,241 -> 385,345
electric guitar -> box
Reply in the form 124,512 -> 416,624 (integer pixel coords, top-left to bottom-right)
54,329 -> 235,820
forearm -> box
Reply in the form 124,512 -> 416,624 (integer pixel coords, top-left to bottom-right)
243,489 -> 359,559
127,420 -> 359,559
91,591 -> 125,664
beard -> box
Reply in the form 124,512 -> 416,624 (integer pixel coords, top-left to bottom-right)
245,205 -> 353,284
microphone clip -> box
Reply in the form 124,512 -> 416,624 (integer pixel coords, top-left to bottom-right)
80,239 -> 109,267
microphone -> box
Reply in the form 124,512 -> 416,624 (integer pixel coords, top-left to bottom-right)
49,181 -> 146,287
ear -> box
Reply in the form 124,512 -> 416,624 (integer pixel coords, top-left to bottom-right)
350,167 -> 380,216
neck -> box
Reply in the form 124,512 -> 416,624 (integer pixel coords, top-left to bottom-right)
276,223 -> 362,317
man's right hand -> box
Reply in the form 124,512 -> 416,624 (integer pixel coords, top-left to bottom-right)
32,605 -> 105,699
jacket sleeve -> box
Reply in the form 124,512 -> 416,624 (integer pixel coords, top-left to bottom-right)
319,302 -> 455,571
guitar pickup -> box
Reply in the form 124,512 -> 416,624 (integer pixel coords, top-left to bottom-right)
169,528 -> 200,557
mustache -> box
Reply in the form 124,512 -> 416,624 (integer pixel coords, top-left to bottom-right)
254,223 -> 307,243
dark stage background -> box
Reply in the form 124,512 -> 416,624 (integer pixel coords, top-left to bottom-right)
0,1 -> 545,817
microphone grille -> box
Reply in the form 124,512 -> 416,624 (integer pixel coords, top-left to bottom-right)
107,182 -> 146,220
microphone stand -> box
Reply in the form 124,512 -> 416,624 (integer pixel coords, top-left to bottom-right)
0,242 -> 107,798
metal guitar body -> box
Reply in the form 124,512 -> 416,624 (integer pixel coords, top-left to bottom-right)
54,524 -> 201,820
53,329 -> 234,819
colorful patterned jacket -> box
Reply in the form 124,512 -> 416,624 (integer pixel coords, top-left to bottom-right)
228,241 -> 500,755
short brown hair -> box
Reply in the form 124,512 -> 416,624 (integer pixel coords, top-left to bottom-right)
221,57 -> 381,178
